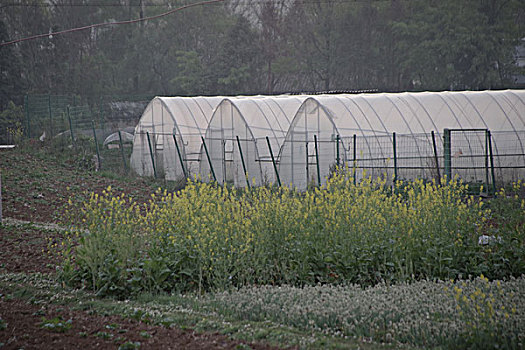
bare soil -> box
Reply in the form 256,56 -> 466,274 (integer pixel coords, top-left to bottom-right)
0,224 -> 61,273
0,298 -> 277,350
1,148 -> 156,223
0,148 -> 281,350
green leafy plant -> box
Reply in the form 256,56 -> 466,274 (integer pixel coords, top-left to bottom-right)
58,173 -> 525,297
95,331 -> 113,339
40,316 -> 72,333
139,331 -> 151,339
118,341 -> 141,350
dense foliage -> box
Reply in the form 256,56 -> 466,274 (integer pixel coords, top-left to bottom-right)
57,172 -> 525,297
2,0 -> 524,108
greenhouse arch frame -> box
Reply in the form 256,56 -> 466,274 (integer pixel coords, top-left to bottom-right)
130,90 -> 525,188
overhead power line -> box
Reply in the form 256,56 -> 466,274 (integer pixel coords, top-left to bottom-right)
0,0 -> 225,47
1,0 -> 356,9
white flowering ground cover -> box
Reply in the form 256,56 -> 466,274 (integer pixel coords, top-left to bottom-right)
202,276 -> 525,348
2,273 -> 522,349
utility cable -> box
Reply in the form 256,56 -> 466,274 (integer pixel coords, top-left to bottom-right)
0,0 -> 225,47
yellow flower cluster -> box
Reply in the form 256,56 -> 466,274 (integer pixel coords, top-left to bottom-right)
449,275 -> 519,341
58,171 -> 496,291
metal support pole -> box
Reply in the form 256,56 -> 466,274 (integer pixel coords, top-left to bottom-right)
431,131 -> 441,185
487,130 -> 496,195
146,132 -> 157,179
118,131 -> 128,173
236,136 -> 251,189
201,136 -> 217,182
67,106 -> 75,147
266,136 -> 281,187
353,134 -> 357,185
443,128 -> 451,181
393,132 -> 397,183
92,120 -> 101,171
305,141 -> 309,184
485,130 -> 490,193
172,134 -> 187,179
314,134 -> 321,186
336,134 -> 340,167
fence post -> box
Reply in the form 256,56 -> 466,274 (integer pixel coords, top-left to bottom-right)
353,134 -> 357,185
92,120 -> 101,171
431,131 -> 441,185
146,132 -> 157,179
24,95 -> 30,138
314,134 -> 321,186
305,141 -> 309,185
118,131 -> 128,173
172,134 -> 187,179
236,136 -> 251,189
336,134 -> 340,167
67,106 -> 75,147
266,136 -> 281,187
485,130 -> 490,194
487,130 -> 496,195
393,132 -> 397,183
443,128 -> 451,181
201,136 -> 217,182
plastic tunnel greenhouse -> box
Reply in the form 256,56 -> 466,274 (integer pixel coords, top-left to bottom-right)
130,96 -> 224,180
130,90 -> 525,189
279,90 -> 525,189
199,95 -> 307,187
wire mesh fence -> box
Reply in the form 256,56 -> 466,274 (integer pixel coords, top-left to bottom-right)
21,94 -> 151,141
5,95 -> 525,188
5,94 -> 151,175
152,129 -> 525,191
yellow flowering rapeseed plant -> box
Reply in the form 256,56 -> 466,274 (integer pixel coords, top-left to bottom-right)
447,274 -> 521,348
57,173 -> 524,297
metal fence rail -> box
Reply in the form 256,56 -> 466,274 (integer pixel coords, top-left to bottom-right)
142,129 -> 525,189
6,95 -> 525,187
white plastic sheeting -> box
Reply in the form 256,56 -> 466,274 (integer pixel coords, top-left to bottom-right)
130,90 -> 525,187
279,90 -> 525,189
103,131 -> 134,147
130,96 -> 223,180
199,95 -> 306,186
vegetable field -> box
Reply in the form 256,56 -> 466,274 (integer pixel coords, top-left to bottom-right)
1,146 -> 525,349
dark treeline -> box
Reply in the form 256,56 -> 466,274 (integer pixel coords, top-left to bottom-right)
1,0 -> 524,108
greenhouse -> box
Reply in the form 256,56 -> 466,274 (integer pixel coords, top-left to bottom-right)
131,90 -> 525,188
130,96 -> 224,180
279,90 -> 525,189
199,95 -> 306,186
